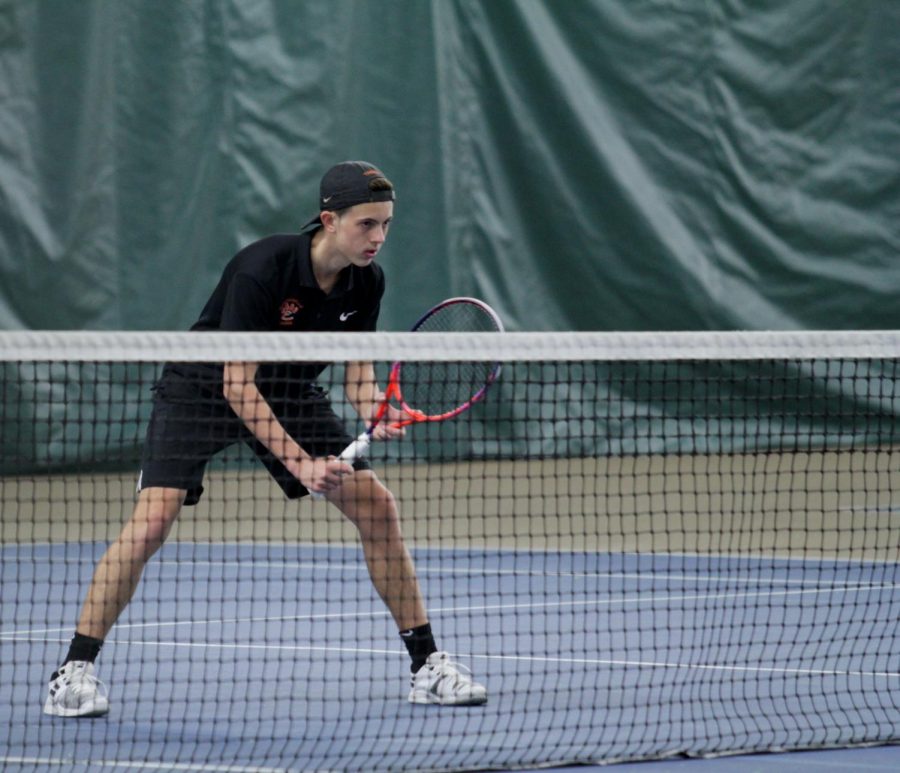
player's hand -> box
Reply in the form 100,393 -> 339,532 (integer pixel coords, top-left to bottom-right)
370,405 -> 406,441
294,457 -> 353,495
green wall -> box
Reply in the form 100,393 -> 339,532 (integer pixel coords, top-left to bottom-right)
1,0 -> 898,333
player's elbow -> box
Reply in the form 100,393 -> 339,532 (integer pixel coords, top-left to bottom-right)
222,378 -> 246,408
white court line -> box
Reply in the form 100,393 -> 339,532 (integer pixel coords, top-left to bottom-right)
0,758 -> 303,773
471,651 -> 900,680
10,552 -> 895,588
154,558 -> 891,588
4,581 -> 897,642
3,560 -> 810,638
6,539 -> 899,566
7,561 -> 893,640
44,639 -> 899,681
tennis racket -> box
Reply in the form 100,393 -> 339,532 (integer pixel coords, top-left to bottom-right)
311,297 -> 503,497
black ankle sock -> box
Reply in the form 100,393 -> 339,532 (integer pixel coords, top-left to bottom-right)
400,622 -> 437,673
62,632 -> 104,667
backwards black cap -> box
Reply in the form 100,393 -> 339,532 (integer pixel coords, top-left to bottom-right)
302,161 -> 395,229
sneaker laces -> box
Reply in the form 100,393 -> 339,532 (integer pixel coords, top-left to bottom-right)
56,663 -> 108,703
428,654 -> 476,686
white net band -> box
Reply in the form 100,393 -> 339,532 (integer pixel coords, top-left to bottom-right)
0,329 -> 898,362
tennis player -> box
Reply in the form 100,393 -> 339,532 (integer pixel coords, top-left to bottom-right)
44,161 -> 487,717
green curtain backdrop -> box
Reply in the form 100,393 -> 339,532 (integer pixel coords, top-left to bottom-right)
1,0 -> 898,333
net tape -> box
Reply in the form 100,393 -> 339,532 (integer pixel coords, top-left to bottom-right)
1,329 -> 899,362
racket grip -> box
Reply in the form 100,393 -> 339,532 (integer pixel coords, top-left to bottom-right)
337,433 -> 372,463
309,432 -> 372,501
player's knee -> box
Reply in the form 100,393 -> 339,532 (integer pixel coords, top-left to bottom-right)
141,517 -> 174,556
128,488 -> 184,556
340,477 -> 400,537
340,471 -> 395,505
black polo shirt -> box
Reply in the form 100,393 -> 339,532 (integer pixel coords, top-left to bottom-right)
161,231 -> 384,398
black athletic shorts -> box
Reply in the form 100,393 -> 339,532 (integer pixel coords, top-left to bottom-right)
137,378 -> 370,505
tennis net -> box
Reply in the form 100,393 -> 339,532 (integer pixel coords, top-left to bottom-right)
1,329 -> 899,771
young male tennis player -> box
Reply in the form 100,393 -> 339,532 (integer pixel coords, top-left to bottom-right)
44,161 -> 487,717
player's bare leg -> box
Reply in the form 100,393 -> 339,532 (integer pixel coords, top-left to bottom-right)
328,471 -> 426,630
329,470 -> 487,705
44,487 -> 185,717
78,486 -> 186,638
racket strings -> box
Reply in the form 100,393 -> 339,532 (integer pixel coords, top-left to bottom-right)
399,298 -> 503,418
413,302 -> 501,334
400,361 -> 495,417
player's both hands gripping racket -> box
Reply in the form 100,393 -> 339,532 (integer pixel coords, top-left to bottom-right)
311,297 -> 503,498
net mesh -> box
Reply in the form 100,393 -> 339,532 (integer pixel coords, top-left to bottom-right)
1,330 -> 899,771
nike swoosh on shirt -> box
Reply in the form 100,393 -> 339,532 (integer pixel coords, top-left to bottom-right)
339,311 -> 358,322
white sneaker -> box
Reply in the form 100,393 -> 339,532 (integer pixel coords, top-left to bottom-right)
43,661 -> 110,717
408,651 -> 487,706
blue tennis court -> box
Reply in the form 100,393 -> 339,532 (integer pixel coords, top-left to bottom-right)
2,541 -> 899,771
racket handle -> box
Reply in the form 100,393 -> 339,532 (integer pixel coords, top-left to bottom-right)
309,432 -> 372,501
337,432 -> 372,463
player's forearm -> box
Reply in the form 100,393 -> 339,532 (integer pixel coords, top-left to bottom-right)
227,387 -> 308,462
221,369 -> 351,494
237,399 -> 306,462
222,367 -> 309,465
345,361 -> 383,420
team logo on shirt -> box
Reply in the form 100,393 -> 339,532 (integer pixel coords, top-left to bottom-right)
279,298 -> 302,327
